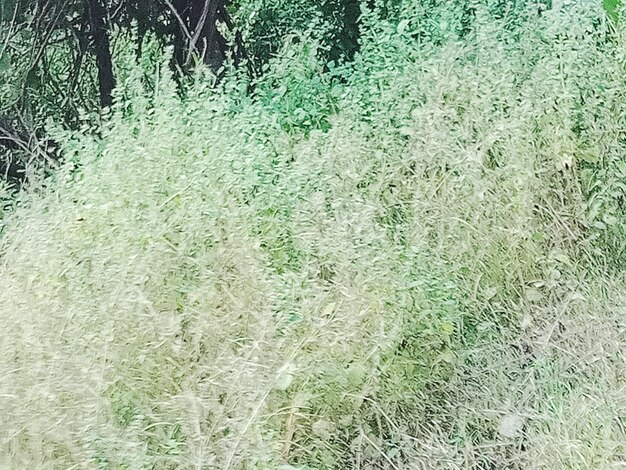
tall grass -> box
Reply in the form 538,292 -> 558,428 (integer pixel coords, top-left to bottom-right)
1,2 -> 626,468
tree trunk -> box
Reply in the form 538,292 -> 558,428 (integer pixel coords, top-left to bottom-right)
173,0 -> 233,74
196,0 -> 227,71
86,0 -> 116,108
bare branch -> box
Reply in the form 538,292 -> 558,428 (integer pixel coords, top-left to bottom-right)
163,0 -> 193,44
186,0 -> 211,65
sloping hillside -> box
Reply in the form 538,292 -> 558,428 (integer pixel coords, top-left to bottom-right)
1,2 -> 626,468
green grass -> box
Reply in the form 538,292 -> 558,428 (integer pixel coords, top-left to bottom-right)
1,2 -> 626,469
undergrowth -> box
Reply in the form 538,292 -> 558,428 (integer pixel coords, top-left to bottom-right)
1,1 -> 626,469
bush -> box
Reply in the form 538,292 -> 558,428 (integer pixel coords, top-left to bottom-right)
232,0 -> 362,72
2,1 -> 626,469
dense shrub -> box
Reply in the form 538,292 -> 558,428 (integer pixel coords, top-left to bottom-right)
231,0 -> 361,72
1,1 -> 626,469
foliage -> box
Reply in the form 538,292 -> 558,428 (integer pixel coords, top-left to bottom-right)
251,37 -> 343,134
2,1 -> 626,469
231,0 -> 361,73
604,0 -> 622,20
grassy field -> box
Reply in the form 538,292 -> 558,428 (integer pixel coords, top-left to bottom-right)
1,2 -> 626,468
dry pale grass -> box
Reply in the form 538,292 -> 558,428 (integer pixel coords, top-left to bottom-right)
1,2 -> 626,469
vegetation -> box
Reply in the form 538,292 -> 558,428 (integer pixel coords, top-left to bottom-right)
1,0 -> 626,468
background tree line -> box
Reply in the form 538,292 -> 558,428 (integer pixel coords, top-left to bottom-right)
0,0 -> 618,184
0,0 -> 362,182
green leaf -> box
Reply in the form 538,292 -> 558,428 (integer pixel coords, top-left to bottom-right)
603,214 -> 618,226
525,288 -> 543,303
0,54 -> 10,74
274,363 -> 296,391
397,19 -> 410,34
604,0 -> 622,21
439,321 -> 455,335
531,231 -> 546,243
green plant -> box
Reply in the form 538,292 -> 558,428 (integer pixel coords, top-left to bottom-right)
2,2 -> 626,469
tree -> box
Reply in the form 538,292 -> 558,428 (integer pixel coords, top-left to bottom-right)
0,0 -> 364,183
86,0 -> 115,107
0,0 -> 243,182
170,0 -> 229,70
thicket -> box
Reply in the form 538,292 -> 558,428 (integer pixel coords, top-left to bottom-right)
1,0 -> 626,469
0,0 -> 364,186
